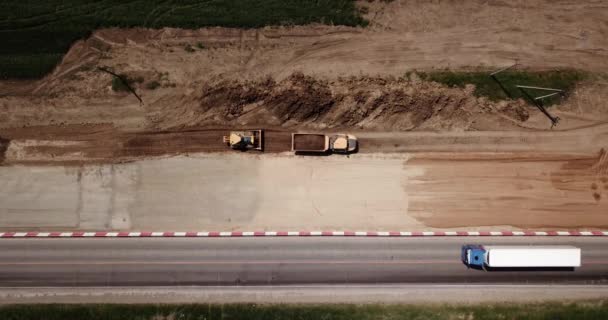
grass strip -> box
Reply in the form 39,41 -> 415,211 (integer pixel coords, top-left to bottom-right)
0,301 -> 607,320
415,69 -> 588,105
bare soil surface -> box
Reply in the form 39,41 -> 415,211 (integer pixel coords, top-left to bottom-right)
0,1 -> 607,230
408,150 -> 608,229
1,152 -> 607,231
1,0 -> 607,135
0,125 -> 294,165
2,123 -> 606,165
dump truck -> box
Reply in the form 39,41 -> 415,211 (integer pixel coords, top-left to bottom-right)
223,130 -> 263,151
291,133 -> 357,154
461,245 -> 581,270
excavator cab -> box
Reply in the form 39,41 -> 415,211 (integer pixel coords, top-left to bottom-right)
223,130 -> 263,151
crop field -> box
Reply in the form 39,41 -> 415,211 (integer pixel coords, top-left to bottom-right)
0,0 -> 365,79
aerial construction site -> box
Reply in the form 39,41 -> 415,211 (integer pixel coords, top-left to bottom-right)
0,0 -> 607,311
2,1 -> 607,232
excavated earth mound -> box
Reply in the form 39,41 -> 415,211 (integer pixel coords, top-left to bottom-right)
148,72 -> 530,131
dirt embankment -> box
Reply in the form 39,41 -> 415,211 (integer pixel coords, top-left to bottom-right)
148,72 -> 530,131
0,0 -> 606,165
1,0 -> 607,130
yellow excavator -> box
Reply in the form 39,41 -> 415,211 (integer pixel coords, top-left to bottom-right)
223,130 -> 263,151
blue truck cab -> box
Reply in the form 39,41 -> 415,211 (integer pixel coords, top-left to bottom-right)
461,244 -> 486,269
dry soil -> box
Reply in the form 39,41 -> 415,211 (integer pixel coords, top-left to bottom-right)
1,0 -> 607,231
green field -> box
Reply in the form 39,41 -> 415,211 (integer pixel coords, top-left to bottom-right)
0,0 -> 366,79
1,302 -> 607,320
415,69 -> 588,105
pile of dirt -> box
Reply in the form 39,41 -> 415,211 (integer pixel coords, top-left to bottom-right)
148,72 -> 531,131
199,77 -> 275,119
0,136 -> 8,164
266,73 -> 334,123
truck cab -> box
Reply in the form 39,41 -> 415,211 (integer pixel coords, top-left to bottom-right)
461,244 -> 486,269
329,134 -> 357,153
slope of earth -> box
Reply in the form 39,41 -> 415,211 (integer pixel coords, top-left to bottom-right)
1,0 -> 607,134
0,0 -> 366,79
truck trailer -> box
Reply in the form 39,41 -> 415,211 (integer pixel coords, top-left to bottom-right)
461,245 -> 581,270
291,133 -> 357,154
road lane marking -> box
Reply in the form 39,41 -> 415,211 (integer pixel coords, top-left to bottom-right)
2,260 -> 607,266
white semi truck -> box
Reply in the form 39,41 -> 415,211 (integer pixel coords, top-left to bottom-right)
461,245 -> 581,270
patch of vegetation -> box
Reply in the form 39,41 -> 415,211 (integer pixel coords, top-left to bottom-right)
110,76 -> 132,92
415,69 -> 588,105
132,76 -> 144,84
1,301 -> 607,320
0,0 -> 366,79
110,73 -> 144,92
111,77 -> 128,92
196,42 -> 205,49
145,80 -> 160,90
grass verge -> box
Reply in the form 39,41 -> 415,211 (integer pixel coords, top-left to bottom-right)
0,0 -> 366,79
415,69 -> 588,105
1,301 -> 607,320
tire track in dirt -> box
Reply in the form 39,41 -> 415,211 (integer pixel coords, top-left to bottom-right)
551,148 -> 608,203
2,122 -> 608,165
407,153 -> 608,229
0,125 -> 293,165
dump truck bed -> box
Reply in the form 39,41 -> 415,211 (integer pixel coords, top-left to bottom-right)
484,246 -> 581,268
292,134 -> 328,152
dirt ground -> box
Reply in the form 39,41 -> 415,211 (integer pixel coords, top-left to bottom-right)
1,151 -> 607,231
1,123 -> 606,165
0,1 -> 607,230
408,150 -> 608,229
0,124 -> 294,165
1,0 -> 608,134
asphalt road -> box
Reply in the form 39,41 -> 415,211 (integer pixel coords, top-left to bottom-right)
1,237 -> 607,287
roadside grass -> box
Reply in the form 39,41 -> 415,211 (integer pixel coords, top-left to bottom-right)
415,69 -> 588,105
1,301 -> 607,320
0,0 -> 366,79
110,73 -> 143,92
